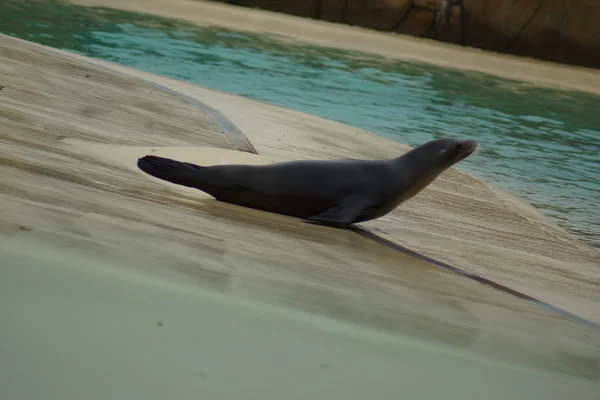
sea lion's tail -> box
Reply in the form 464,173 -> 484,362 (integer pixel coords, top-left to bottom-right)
137,155 -> 206,188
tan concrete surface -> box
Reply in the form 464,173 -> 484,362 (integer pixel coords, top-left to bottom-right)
1,34 -> 599,398
67,0 -> 600,95
28,31 -> 600,324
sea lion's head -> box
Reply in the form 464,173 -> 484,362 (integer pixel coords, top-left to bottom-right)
408,138 -> 478,170
394,138 -> 478,196
438,138 -> 478,165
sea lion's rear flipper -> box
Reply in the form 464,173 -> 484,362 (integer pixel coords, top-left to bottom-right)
306,195 -> 373,228
137,155 -> 207,189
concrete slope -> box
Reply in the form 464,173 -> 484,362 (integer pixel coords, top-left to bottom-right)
1,35 -> 599,399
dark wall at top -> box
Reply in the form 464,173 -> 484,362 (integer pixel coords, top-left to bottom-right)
222,0 -> 600,69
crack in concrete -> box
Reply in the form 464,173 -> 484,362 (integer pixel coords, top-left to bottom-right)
391,2 -> 414,32
504,0 -> 545,51
22,39 -> 258,155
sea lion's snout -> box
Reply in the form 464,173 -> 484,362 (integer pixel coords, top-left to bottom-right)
454,140 -> 478,162
459,140 -> 478,152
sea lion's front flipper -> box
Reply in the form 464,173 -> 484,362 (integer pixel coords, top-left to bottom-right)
305,195 -> 373,228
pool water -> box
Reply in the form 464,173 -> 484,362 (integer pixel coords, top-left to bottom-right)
2,0 -> 599,249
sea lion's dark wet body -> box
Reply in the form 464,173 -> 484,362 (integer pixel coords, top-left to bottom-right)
137,138 -> 477,228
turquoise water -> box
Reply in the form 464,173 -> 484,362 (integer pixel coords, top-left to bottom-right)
2,1 -> 599,249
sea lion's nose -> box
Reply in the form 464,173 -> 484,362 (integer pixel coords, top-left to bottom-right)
462,140 -> 478,151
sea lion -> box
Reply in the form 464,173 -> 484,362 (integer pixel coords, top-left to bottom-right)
137,138 -> 477,228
